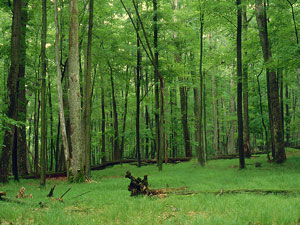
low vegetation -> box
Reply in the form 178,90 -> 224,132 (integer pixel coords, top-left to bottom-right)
1,148 -> 300,225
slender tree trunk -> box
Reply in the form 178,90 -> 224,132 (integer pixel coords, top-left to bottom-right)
203,71 -> 208,160
242,8 -> 251,158
17,1 -> 28,176
68,0 -> 84,180
228,68 -> 236,154
40,0 -> 47,186
83,0 -> 94,177
0,0 -> 22,183
212,73 -> 219,154
255,0 -> 286,163
121,77 -> 129,159
145,72 -> 150,159
237,0 -> 245,168
136,8 -> 142,167
153,0 -> 162,170
108,63 -> 121,161
48,81 -> 54,171
101,73 -> 106,163
285,84 -> 290,146
54,0 -> 70,176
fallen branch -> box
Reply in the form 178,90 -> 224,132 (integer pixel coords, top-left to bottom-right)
47,185 -> 56,197
68,191 -> 91,200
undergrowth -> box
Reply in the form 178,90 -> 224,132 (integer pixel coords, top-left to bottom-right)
1,148 -> 300,225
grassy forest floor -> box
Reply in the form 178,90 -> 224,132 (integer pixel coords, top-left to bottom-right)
1,148 -> 300,225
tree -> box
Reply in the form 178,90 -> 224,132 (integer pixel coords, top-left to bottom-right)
68,0 -> 84,180
0,0 -> 22,183
83,0 -> 94,177
237,0 -> 245,168
53,0 -> 70,177
40,0 -> 47,186
255,0 -> 286,163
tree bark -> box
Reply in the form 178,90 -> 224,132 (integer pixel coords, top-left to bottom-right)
242,8 -> 251,158
108,63 -> 121,161
54,0 -> 70,177
228,67 -> 236,154
237,0 -> 245,168
136,7 -> 141,167
101,73 -> 106,163
68,0 -> 84,180
17,1 -> 28,176
0,0 -> 22,183
83,0 -> 94,177
40,0 -> 47,186
211,72 -> 219,154
255,0 -> 286,163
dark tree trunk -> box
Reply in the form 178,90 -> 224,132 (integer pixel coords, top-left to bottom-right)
285,84 -> 290,146
48,81 -> 54,171
255,0 -> 286,163
136,10 -> 142,167
17,1 -> 28,176
180,87 -> 192,157
121,77 -> 129,159
108,63 -> 121,161
101,73 -> 106,163
237,0 -> 245,168
242,8 -> 251,158
145,72 -> 150,159
0,0 -> 22,183
153,0 -> 162,170
83,0 -> 94,177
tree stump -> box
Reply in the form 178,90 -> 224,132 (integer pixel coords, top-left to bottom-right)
125,171 -> 149,196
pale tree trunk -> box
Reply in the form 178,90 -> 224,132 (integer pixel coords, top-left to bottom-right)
68,0 -> 84,180
121,76 -> 129,159
228,67 -> 236,154
40,0 -> 47,187
82,0 -> 94,177
255,0 -> 286,163
0,0 -> 22,183
54,0 -> 70,177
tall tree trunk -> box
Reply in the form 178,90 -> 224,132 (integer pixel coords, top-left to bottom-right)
153,0 -> 162,170
255,0 -> 286,163
48,81 -> 54,171
237,0 -> 245,168
121,77 -> 129,159
83,0 -> 94,177
180,87 -> 192,157
145,72 -> 150,159
203,71 -> 208,160
211,73 -> 219,154
285,84 -> 290,146
17,1 -> 28,176
136,8 -> 141,167
40,0 -> 47,186
101,73 -> 106,163
0,0 -> 22,183
242,8 -> 251,158
108,63 -> 121,161
228,68 -> 236,154
54,0 -> 70,176
68,0 -> 84,180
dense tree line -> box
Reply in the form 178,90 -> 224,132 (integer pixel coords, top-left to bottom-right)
0,0 -> 299,182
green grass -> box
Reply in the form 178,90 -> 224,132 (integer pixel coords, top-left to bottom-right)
1,148 -> 300,225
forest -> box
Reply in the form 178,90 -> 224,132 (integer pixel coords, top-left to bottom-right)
0,0 -> 299,183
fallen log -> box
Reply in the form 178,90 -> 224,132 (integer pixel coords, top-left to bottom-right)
92,158 -> 192,171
